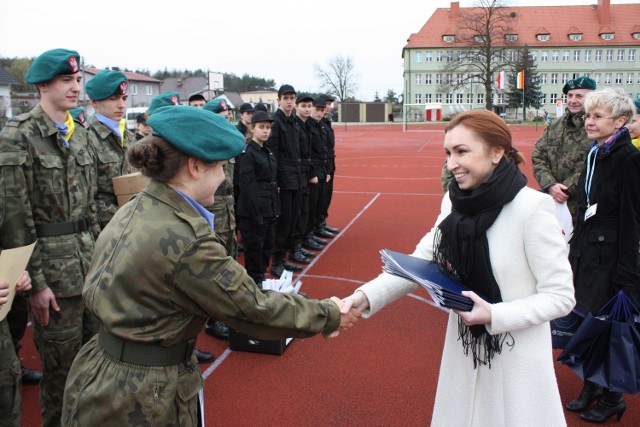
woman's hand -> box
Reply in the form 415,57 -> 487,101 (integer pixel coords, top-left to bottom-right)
454,291 -> 492,326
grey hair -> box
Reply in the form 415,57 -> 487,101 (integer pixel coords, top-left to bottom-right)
584,87 -> 635,124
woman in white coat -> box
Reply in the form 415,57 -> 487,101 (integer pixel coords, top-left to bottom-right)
343,110 -> 575,426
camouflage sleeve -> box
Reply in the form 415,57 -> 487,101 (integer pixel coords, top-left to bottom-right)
172,237 -> 341,339
84,132 -> 102,239
440,160 -> 453,193
0,129 -> 47,293
531,125 -> 555,192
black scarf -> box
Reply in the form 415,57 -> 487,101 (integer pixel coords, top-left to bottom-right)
434,158 -> 527,367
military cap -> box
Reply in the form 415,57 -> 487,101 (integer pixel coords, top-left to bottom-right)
322,94 -> 335,102
239,103 -> 255,113
278,84 -> 296,97
255,103 -> 268,113
312,97 -> 326,108
85,70 -> 128,100
633,97 -> 640,114
148,92 -> 180,115
147,105 -> 245,162
562,76 -> 596,94
203,98 -> 228,114
25,48 -> 81,84
251,111 -> 274,124
69,107 -> 86,124
296,93 -> 313,104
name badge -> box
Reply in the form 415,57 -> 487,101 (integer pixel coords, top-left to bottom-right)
584,203 -> 598,221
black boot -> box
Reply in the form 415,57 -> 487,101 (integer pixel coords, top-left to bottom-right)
566,380 -> 603,412
270,256 -> 285,277
288,244 -> 310,264
580,390 -> 626,423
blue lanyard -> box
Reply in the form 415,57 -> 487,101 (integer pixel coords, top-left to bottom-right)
584,145 -> 599,207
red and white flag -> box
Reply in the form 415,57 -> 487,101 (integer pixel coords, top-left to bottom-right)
497,71 -> 505,89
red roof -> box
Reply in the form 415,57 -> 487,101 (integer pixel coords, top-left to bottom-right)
404,3 -> 640,51
83,67 -> 162,83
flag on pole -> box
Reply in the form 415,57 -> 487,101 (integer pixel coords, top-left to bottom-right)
517,70 -> 525,89
497,71 -> 505,90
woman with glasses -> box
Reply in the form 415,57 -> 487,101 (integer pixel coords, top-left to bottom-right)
565,88 -> 640,423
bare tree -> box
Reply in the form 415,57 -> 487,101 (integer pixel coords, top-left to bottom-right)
314,55 -> 358,101
439,0 -> 517,110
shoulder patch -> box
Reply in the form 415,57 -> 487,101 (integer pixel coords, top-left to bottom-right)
4,113 -> 30,127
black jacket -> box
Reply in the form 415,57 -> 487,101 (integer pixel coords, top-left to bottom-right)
267,109 -> 302,190
570,131 -> 640,313
236,140 -> 280,224
309,119 -> 328,180
294,115 -> 312,189
320,117 -> 336,174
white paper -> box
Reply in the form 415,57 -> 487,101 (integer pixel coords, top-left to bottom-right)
0,242 -> 37,321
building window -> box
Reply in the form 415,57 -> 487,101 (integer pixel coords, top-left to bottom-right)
425,93 -> 432,102
606,49 -> 613,61
477,93 -> 484,105
474,35 -> 486,43
540,73 -> 547,84
415,51 -> 422,63
615,73 -> 623,84
131,84 -> 138,95
425,74 -> 432,85
562,94 -> 567,104
551,73 -> 558,84
146,85 -> 153,96
436,51 -> 443,62
574,50 -> 580,62
446,51 -> 453,62
443,35 -> 455,43
496,93 -> 504,104
569,33 -> 582,41
457,74 -> 464,84
505,34 -> 518,42
456,93 -> 463,103
605,73 -> 612,84
550,93 -> 557,104
552,50 -> 559,62
436,74 -> 442,85
537,34 -> 550,41
563,50 -> 570,62
415,74 -> 421,85
447,74 -> 453,84
415,94 -> 422,103
595,50 -> 602,62
540,93 -> 547,105
446,94 -> 453,103
594,73 -> 601,84
629,50 -> 636,61
531,51 -> 537,61
562,73 -> 569,84
540,51 -> 548,62
627,73 -> 634,84
435,93 -> 443,103
617,49 -> 625,61
458,52 -> 466,61
425,52 -> 432,62
600,33 -> 614,40
467,93 -> 473,104
633,33 -> 640,40
585,50 -> 591,62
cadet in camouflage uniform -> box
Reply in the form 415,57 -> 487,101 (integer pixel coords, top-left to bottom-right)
86,70 -> 137,227
0,49 -> 100,427
532,76 -> 596,223
61,106 -> 357,426
0,272 -> 32,427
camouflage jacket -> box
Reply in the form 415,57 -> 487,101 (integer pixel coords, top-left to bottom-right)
84,179 -> 340,346
87,118 -> 137,227
0,104 -> 99,296
532,110 -> 589,220
440,160 -> 453,193
206,159 -> 236,232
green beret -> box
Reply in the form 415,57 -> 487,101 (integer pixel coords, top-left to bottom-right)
147,92 -> 180,115
86,70 -> 128,100
563,76 -> 596,94
633,98 -> 640,114
69,107 -> 86,124
26,48 -> 81,84
147,105 -> 245,161
203,98 -> 228,114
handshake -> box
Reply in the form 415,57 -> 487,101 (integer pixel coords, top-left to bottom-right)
328,290 -> 370,338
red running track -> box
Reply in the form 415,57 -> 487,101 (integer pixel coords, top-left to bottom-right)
18,123 -> 639,426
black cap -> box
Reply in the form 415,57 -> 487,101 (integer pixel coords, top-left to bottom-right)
278,84 -> 296,97
188,93 -> 206,103
239,103 -> 256,113
251,111 -> 274,124
322,94 -> 335,102
255,103 -> 268,112
296,93 -> 313,104
136,113 -> 147,124
313,98 -> 326,108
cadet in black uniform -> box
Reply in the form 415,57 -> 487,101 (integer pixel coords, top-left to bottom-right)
306,97 -> 330,248
236,111 -> 280,285
319,95 -> 340,235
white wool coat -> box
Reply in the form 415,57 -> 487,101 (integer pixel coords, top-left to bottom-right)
358,187 -> 575,427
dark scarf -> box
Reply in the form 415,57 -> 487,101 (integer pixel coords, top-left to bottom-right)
435,158 -> 527,367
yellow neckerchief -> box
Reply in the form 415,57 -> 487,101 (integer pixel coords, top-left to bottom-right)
62,111 -> 75,141
118,118 -> 127,146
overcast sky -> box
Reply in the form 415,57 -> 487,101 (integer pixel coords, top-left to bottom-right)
0,0 -> 636,100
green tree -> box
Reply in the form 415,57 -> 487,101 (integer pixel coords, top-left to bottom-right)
384,89 -> 399,104
506,45 -> 542,120
373,91 -> 382,102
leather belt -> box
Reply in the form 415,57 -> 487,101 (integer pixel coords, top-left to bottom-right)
35,218 -> 88,237
99,328 -> 195,366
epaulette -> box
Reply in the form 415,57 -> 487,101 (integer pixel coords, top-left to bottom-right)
241,142 -> 249,153
4,113 -> 30,127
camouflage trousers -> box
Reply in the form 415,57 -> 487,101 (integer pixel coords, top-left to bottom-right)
0,319 -> 21,427
63,334 -> 203,426
31,295 -> 99,427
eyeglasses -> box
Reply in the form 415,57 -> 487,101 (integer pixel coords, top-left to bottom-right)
582,113 -> 616,121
